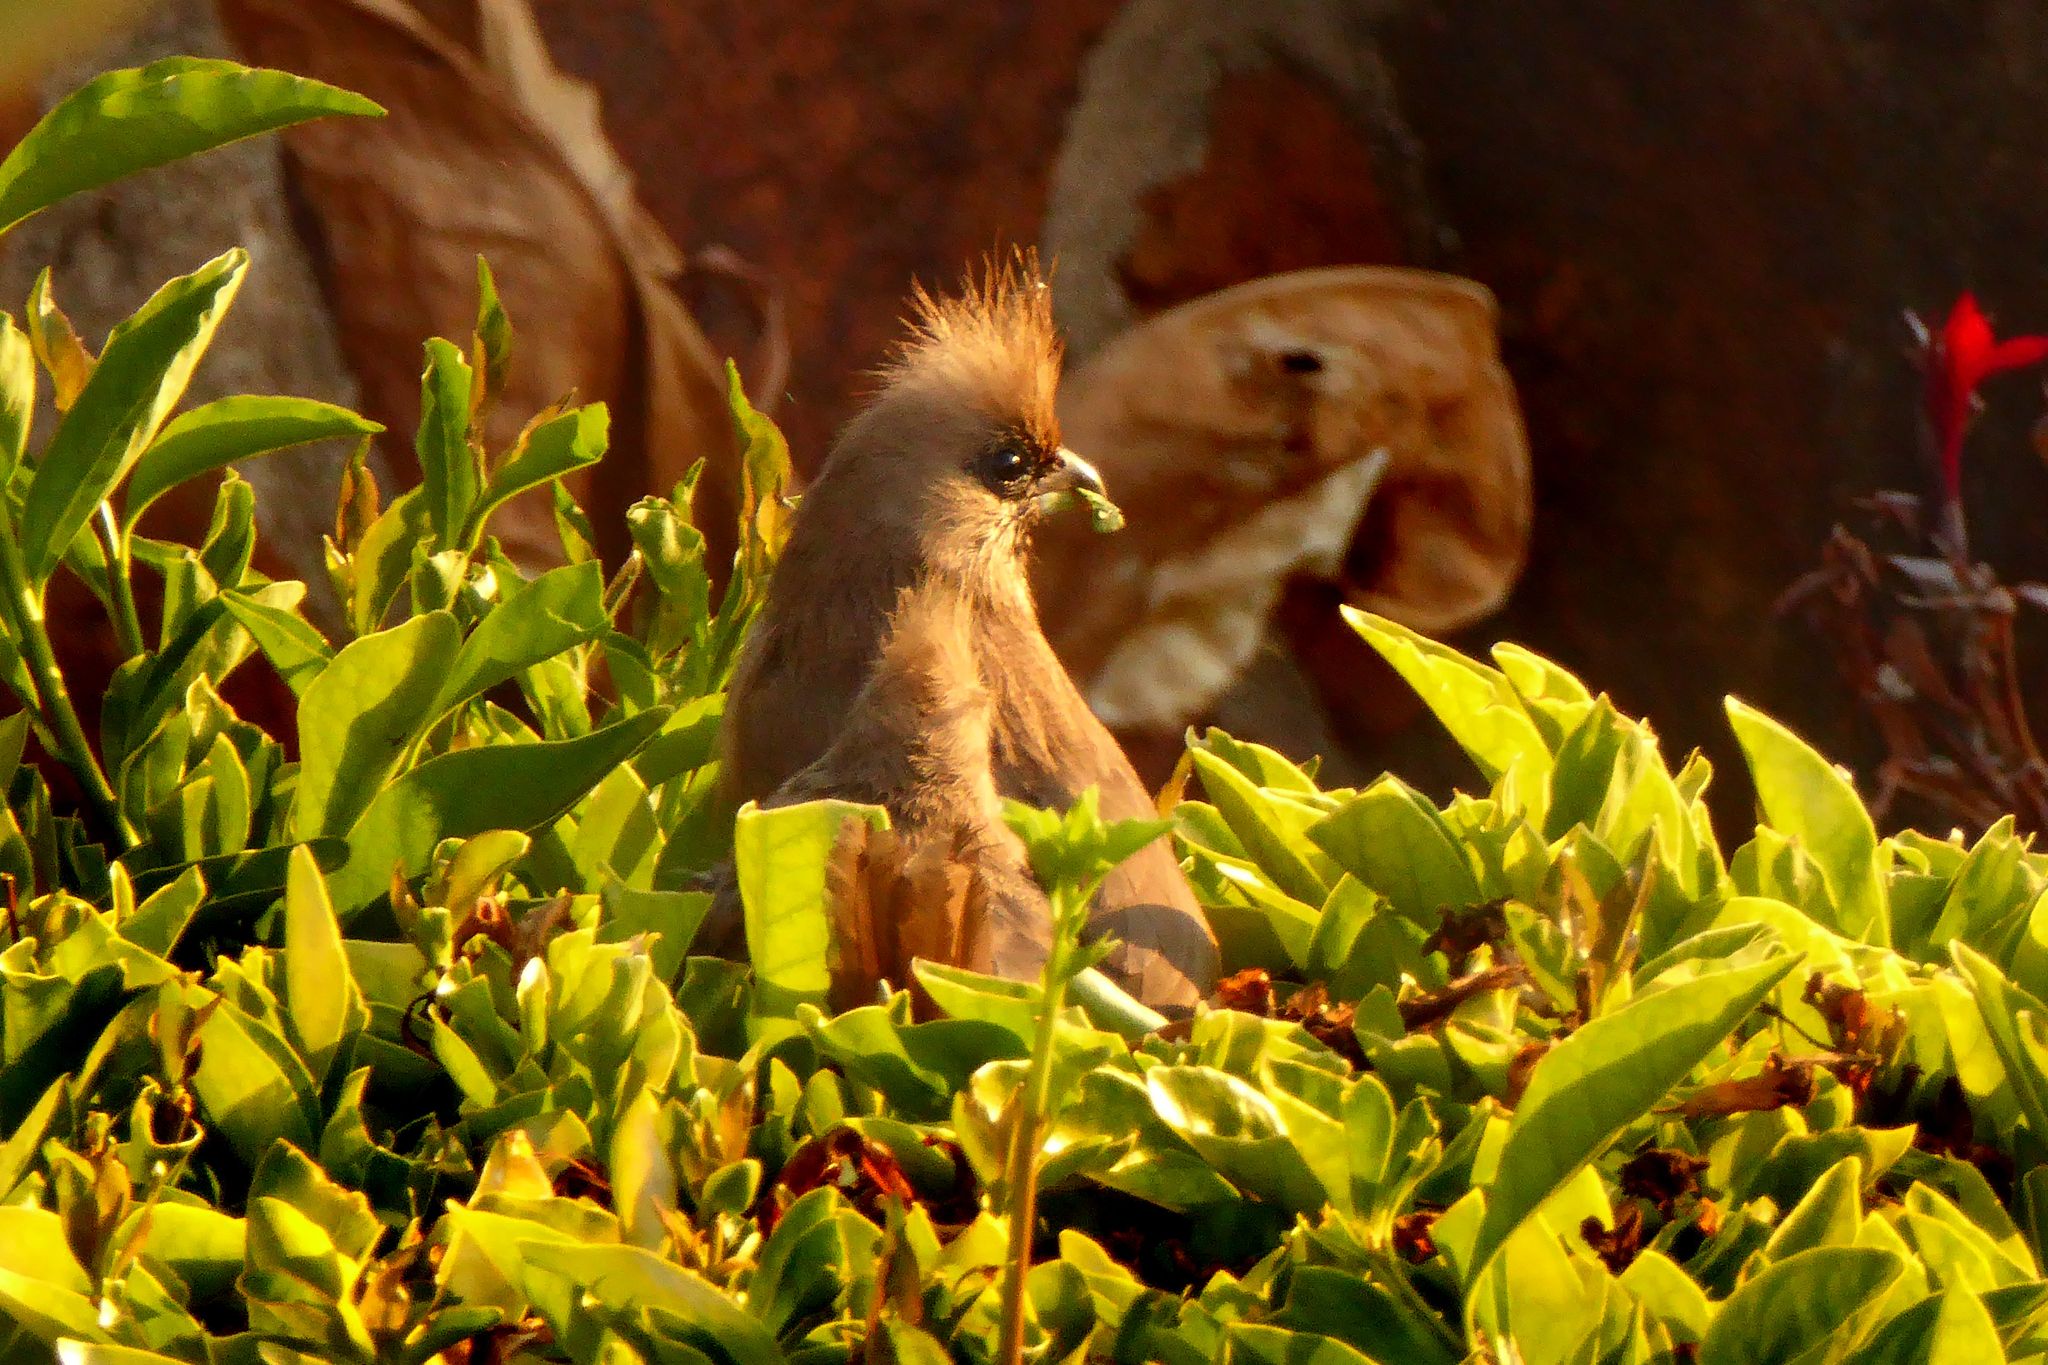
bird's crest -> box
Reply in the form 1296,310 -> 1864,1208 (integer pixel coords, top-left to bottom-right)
878,248 -> 1063,451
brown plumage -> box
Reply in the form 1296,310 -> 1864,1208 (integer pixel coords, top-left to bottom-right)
714,253 -> 1218,1012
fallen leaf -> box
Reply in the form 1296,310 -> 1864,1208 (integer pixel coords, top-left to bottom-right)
216,0 -> 767,579
1035,266 -> 1530,731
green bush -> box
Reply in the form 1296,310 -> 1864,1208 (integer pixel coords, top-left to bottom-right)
6,54 -> 2048,1365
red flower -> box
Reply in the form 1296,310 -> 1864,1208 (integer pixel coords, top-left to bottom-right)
1926,293 -> 2048,498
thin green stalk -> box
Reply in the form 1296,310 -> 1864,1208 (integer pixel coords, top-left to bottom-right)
995,889 -> 1084,1365
97,503 -> 146,657
0,512 -> 135,847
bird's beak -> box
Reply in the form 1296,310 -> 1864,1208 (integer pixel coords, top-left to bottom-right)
1039,447 -> 1107,499
1035,447 -> 1125,533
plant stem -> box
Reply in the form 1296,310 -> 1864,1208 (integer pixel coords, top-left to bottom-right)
0,514 -> 134,847
97,504 -> 145,658
995,894 -> 1082,1365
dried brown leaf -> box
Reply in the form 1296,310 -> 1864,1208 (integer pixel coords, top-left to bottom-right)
216,0 -> 752,575
1664,1053 -> 1817,1119
1036,266 -> 1530,731
1396,964 -> 1525,1033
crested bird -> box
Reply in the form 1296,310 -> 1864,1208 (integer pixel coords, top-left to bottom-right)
714,254 -> 1219,1012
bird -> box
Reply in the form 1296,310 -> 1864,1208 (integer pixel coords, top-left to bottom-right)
712,252 -> 1219,1013
742,580 -> 1054,1002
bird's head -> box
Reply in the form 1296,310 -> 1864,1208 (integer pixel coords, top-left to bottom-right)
805,251 -> 1115,578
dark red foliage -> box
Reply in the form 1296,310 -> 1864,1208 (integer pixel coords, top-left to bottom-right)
1392,1208 -> 1441,1264
758,1127 -> 918,1234
1617,1148 -> 1711,1219
1580,1203 -> 1646,1273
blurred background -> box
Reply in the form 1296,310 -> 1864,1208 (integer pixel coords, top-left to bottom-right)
9,0 -> 2048,836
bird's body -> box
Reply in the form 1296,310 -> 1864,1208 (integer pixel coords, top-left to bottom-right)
716,255 -> 1218,1011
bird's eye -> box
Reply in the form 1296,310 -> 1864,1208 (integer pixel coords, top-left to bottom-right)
978,443 -> 1034,496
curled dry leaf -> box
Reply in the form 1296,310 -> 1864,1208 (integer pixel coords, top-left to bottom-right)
1663,1052 -> 1818,1119
215,0 -> 762,576
1034,266 -> 1531,732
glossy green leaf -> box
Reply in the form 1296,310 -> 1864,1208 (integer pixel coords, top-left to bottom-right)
1343,606 -> 1547,785
124,395 -> 380,532
1727,697 -> 1888,945
467,404 -> 608,544
219,589 -> 331,696
1311,776 -> 1482,921
292,610 -> 461,838
1858,1289 -> 2008,1365
323,707 -> 669,915
1468,951 -> 1797,1280
1696,1247 -> 1903,1365
18,249 -> 247,581
416,338 -> 476,548
0,59 -> 382,236
432,559 -> 606,718
736,798 -> 888,1016
1226,1324 -> 1381,1365
281,844 -> 365,1082
0,312 -> 30,477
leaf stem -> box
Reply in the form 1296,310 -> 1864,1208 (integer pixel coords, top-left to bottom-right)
995,889 -> 1084,1365
0,510 -> 134,846
97,503 -> 145,657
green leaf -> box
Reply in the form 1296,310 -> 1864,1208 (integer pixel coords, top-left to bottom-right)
124,395 -> 381,533
1727,697 -> 1888,945
416,339 -> 477,549
324,708 -> 669,915
1950,941 -> 2048,1145
292,611 -> 461,838
518,1241 -> 783,1365
0,312 -> 31,478
467,404 -> 608,544
432,560 -> 606,718
1696,1247 -> 1903,1365
18,249 -> 248,581
1226,1324 -> 1381,1365
1762,1155 -> 1864,1260
1311,777 -> 1482,922
736,799 -> 888,1016
1342,607 -> 1548,785
346,487 -> 431,636
0,58 -> 382,237
471,256 -> 512,406
220,589 -> 331,696
1190,749 -> 1333,906
1144,1065 -> 1328,1211
188,988 -> 318,1168
282,844 -> 366,1083
0,1075 -> 66,1200
1468,951 -> 1798,1281
53,1343 -> 194,1364
726,360 -> 791,583
1859,1289 -> 2008,1365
